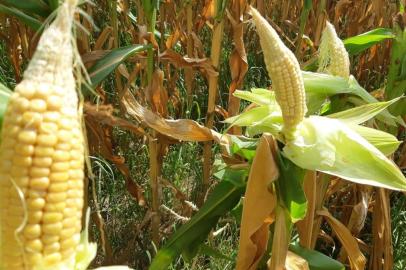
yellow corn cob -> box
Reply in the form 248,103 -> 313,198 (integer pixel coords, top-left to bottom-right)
0,0 -> 84,269
250,7 -> 307,140
318,21 -> 350,79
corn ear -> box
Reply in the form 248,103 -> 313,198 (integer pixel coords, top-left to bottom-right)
0,0 -> 86,269
250,6 -> 307,141
318,21 -> 350,80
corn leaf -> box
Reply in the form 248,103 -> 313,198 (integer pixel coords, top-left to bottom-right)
87,44 -> 151,89
276,154 -> 307,223
123,91 -> 221,142
344,28 -> 395,55
327,97 -> 403,124
386,25 -> 406,116
233,88 -> 277,106
347,76 -> 401,126
348,124 -> 400,155
149,167 -> 246,270
0,0 -> 50,17
283,116 -> 406,191
289,244 -> 345,270
318,209 -> 366,270
0,4 -> 42,31
302,72 -> 351,96
224,106 -> 278,128
236,135 -> 278,270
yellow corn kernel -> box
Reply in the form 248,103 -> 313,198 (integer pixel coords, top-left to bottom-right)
29,177 -> 50,190
37,134 -> 58,147
46,96 -> 62,111
29,99 -> 47,112
42,222 -> 63,235
32,157 -> 53,168
42,212 -> 63,223
22,112 -> 43,127
18,130 -> 37,144
41,235 -> 59,245
23,224 -> 42,239
16,144 -> 35,156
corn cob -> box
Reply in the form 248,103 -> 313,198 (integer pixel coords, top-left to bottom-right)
318,21 -> 350,79
0,0 -> 84,269
250,7 -> 307,140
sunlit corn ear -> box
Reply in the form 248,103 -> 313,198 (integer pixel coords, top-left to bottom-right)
250,6 -> 307,141
0,0 -> 85,269
283,116 -> 406,191
318,21 -> 350,80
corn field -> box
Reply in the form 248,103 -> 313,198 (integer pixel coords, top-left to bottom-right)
0,0 -> 406,269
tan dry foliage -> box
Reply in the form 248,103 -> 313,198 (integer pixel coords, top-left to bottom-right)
318,208 -> 366,270
267,207 -> 291,270
122,90 -> 222,142
236,134 -> 279,270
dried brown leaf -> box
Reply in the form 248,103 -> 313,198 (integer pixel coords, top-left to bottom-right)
236,134 -> 279,270
122,91 -> 223,142
318,208 -> 366,270
159,49 -> 218,77
268,207 -> 291,270
145,68 -> 169,116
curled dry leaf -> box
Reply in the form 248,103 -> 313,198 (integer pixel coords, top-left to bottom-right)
159,49 -> 218,77
145,68 -> 168,116
267,207 -> 291,270
122,90 -> 225,143
236,134 -> 279,270
317,208 -> 366,270
226,6 -> 248,118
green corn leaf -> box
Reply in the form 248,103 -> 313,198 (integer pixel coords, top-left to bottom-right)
0,0 -> 50,17
302,71 -> 351,96
224,106 -> 279,129
149,168 -> 246,270
0,4 -> 43,31
327,97 -> 403,124
349,124 -> 401,155
283,116 -> 406,191
47,0 -> 59,10
276,153 -> 307,223
233,88 -> 276,106
86,44 -> 151,91
229,136 -> 258,162
347,76 -> 400,126
289,244 -> 345,270
344,28 -> 395,55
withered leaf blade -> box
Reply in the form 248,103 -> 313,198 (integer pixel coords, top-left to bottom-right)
236,134 -> 279,270
145,68 -> 168,116
123,91 -> 221,142
159,49 -> 218,77
318,208 -> 366,270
